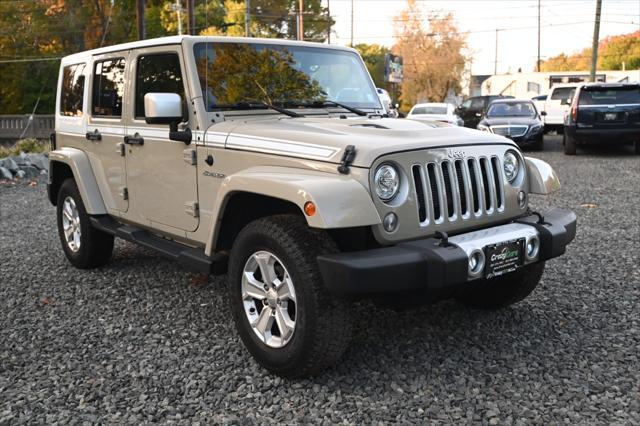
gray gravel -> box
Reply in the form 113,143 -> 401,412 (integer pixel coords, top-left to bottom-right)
1,135 -> 639,424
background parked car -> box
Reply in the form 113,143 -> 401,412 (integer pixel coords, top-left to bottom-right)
543,83 -> 579,133
477,99 -> 545,150
531,94 -> 547,117
407,102 -> 463,126
563,82 -> 640,155
456,95 -> 514,128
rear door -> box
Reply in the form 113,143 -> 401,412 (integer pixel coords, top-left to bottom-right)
124,45 -> 199,232
87,52 -> 129,213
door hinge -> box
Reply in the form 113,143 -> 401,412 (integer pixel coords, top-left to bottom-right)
185,201 -> 199,217
117,142 -> 125,156
121,187 -> 128,200
183,148 -> 197,165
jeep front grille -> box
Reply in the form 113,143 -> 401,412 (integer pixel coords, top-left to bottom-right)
411,156 -> 505,225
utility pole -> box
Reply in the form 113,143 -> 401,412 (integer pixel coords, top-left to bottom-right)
327,0 -> 331,44
136,0 -> 145,40
171,0 -> 183,35
350,0 -> 354,46
494,28 -> 499,75
537,0 -> 541,72
187,0 -> 195,35
245,0 -> 251,37
590,0 -> 602,82
299,0 -> 304,41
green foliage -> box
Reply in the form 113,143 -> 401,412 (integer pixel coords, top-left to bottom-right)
0,0 -> 332,115
0,139 -> 50,158
354,44 -> 390,88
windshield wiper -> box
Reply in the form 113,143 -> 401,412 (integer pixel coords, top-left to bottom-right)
287,100 -> 368,117
210,101 -> 304,118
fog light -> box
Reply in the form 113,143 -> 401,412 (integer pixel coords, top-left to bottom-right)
525,236 -> 540,260
468,250 -> 484,277
517,191 -> 527,208
383,212 -> 398,233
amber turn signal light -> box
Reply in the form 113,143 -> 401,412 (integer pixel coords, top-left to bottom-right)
304,201 -> 316,216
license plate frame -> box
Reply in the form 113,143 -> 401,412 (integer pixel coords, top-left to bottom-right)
484,238 -> 525,279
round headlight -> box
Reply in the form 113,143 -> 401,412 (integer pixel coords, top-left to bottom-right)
374,164 -> 400,201
503,151 -> 520,182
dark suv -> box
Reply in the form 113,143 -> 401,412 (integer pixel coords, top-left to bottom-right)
564,83 -> 640,155
457,95 -> 514,128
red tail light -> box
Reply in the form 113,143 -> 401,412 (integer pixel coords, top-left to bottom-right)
571,104 -> 578,121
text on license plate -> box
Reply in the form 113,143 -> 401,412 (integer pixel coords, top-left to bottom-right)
484,238 -> 524,279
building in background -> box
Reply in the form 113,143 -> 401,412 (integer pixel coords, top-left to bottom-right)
479,70 -> 640,99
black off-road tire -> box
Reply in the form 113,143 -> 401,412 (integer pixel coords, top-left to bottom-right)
456,262 -> 545,310
563,131 -> 577,155
56,178 -> 114,269
634,141 -> 640,155
227,214 -> 352,377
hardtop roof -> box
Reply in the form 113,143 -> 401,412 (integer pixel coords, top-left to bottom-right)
60,35 -> 357,64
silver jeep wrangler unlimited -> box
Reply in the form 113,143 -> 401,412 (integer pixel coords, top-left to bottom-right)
48,36 -> 576,377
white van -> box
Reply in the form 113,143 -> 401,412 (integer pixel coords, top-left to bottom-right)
543,83 -> 579,131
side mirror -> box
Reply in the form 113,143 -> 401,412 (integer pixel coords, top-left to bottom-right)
144,93 -> 192,144
540,110 -> 547,116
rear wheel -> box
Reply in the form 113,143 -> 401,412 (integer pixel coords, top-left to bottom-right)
563,131 -> 576,155
56,178 -> 114,269
635,141 -> 640,155
456,262 -> 545,310
227,215 -> 352,377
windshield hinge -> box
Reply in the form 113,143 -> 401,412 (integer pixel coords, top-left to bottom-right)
337,145 -> 356,174
183,148 -> 197,165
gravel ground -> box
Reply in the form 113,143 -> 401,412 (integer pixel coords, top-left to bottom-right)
1,135 -> 639,424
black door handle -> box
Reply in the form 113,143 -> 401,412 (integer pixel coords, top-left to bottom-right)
85,129 -> 101,141
124,133 -> 144,145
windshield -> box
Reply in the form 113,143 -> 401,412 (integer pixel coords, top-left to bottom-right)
579,87 -> 640,105
193,42 -> 381,111
487,102 -> 536,117
411,106 -> 447,115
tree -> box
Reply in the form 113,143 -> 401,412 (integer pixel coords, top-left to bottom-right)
353,44 -> 389,88
392,0 -> 468,110
540,31 -> 640,72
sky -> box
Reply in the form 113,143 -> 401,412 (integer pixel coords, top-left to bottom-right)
326,0 -> 640,75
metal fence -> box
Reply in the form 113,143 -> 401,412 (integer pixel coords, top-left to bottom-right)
0,115 -> 54,141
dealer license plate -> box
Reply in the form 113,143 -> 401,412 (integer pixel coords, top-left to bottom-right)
484,238 -> 525,279
604,112 -> 618,120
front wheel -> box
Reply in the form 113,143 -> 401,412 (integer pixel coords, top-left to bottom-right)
456,262 -> 545,310
56,178 -> 114,269
227,215 -> 352,377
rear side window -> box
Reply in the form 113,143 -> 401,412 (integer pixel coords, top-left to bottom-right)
550,87 -> 575,100
60,63 -> 86,117
579,88 -> 640,105
92,58 -> 126,117
135,53 -> 185,118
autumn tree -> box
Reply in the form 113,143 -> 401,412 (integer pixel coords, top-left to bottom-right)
540,30 -> 640,72
354,44 -> 390,88
392,1 -> 468,110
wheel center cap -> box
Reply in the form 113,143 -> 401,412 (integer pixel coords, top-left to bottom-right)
266,288 -> 278,308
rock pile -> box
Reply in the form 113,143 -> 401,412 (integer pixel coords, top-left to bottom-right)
0,153 -> 48,180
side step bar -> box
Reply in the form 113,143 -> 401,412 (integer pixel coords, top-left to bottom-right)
90,216 -> 227,275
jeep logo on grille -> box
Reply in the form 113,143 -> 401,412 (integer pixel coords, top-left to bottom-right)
447,149 -> 465,159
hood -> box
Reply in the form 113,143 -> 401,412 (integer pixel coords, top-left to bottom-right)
481,116 -> 540,126
206,115 -> 513,168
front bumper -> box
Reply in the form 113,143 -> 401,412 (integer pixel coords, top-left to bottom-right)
317,208 -> 576,297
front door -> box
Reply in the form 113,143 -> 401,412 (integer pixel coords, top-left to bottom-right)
124,46 -> 199,232
87,52 -> 129,213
